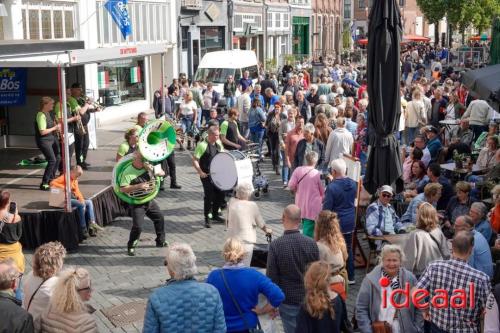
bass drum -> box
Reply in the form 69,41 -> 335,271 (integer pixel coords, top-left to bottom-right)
209,150 -> 253,191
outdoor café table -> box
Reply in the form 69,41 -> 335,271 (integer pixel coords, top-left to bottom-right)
439,119 -> 460,140
440,162 -> 485,181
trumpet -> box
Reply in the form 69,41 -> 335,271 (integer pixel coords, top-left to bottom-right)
85,96 -> 104,111
75,114 -> 86,136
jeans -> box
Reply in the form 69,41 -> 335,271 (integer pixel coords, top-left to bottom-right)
181,115 -> 194,134
239,121 -> 249,139
71,199 -> 95,229
226,96 -> 236,109
343,231 -> 355,281
279,303 -> 300,333
128,200 -> 165,248
268,132 -> 280,169
196,108 -> 202,128
406,127 -> 418,144
15,275 -> 23,302
36,138 -> 60,185
280,150 -> 289,183
201,109 -> 211,126
250,129 -> 265,159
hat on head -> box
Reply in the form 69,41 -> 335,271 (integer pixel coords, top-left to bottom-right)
425,125 -> 439,134
379,185 -> 394,195
71,83 -> 82,89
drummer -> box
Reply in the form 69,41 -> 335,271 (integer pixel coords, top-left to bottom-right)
192,124 -> 225,228
220,108 -> 248,150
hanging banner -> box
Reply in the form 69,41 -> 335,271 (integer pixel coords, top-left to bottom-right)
98,71 -> 109,89
0,68 -> 27,106
130,66 -> 141,84
104,0 -> 132,39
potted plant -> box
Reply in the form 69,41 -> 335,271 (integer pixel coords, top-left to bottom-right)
452,150 -> 467,169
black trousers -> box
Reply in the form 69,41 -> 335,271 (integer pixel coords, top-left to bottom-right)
201,177 -> 224,218
160,152 -> 177,187
74,129 -> 89,165
36,138 -> 61,185
268,131 -> 280,169
127,200 -> 165,248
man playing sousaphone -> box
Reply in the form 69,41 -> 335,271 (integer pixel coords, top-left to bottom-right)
192,124 -> 225,228
119,151 -> 168,256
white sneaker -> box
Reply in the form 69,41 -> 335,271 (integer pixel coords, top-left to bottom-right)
348,279 -> 356,285
283,182 -> 288,188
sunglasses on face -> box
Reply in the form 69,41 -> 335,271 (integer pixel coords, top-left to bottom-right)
381,193 -> 393,198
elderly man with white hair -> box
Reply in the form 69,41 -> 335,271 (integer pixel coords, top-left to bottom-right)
324,117 -> 354,164
143,243 -> 226,332
314,95 -> 336,119
293,123 -> 325,169
323,158 -> 357,284
470,202 -> 493,244
288,151 -> 325,237
226,183 -> 272,266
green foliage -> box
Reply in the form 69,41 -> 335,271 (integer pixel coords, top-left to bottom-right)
283,54 -> 295,65
265,58 -> 277,72
416,0 -> 446,24
342,24 -> 352,49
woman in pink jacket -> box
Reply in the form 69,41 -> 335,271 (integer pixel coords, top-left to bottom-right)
288,150 -> 325,237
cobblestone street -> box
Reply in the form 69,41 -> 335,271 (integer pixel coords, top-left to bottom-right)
22,119 -> 365,332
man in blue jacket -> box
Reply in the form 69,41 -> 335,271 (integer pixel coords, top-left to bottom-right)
323,158 -> 357,284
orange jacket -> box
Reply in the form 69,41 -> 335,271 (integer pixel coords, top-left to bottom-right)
50,175 -> 84,202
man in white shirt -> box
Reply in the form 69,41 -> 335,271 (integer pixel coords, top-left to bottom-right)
237,86 -> 252,138
461,99 -> 494,139
324,117 -> 353,165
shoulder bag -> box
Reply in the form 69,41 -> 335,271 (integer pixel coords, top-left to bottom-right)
26,279 -> 48,311
428,232 -> 446,259
220,270 -> 264,333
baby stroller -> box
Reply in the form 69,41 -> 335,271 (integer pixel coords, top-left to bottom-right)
243,143 -> 269,199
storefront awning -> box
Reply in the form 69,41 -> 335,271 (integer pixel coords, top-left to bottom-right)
0,42 -> 174,68
68,43 -> 174,65
0,40 -> 82,68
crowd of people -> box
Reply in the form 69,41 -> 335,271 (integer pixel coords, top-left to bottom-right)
1,42 -> 500,333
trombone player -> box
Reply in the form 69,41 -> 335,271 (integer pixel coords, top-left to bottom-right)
70,83 -> 101,170
119,150 -> 168,256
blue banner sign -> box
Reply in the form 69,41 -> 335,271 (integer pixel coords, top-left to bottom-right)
104,0 -> 132,39
0,68 -> 27,106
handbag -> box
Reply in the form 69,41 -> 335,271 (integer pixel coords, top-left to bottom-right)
220,270 -> 264,333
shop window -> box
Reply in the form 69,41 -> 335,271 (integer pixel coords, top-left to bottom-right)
200,27 -> 224,56
181,27 -> 188,50
53,11 -> 63,38
98,58 -> 146,106
267,13 -> 272,29
65,11 -> 74,38
283,14 -> 289,29
41,10 -> 52,39
344,0 -> 352,19
274,13 -> 280,28
28,10 -> 40,40
359,0 -> 365,8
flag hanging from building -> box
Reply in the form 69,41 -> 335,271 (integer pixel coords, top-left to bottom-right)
104,0 -> 132,39
98,71 -> 109,89
130,67 -> 141,84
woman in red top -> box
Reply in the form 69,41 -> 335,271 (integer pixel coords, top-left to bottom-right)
490,185 -> 500,233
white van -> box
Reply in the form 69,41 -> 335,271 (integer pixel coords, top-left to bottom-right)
194,50 -> 259,97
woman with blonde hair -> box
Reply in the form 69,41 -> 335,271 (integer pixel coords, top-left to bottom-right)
206,238 -> 284,333
314,211 -> 348,298
403,202 -> 450,278
314,113 -> 332,145
295,261 -> 348,332
176,90 -> 198,150
23,241 -> 66,332
40,267 -> 97,332
35,96 -> 61,190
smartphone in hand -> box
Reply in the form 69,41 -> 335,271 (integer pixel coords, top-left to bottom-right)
9,202 -> 16,214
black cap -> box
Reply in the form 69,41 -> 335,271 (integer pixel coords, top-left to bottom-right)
71,83 -> 82,89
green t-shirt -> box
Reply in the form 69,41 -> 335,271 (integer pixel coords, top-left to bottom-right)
194,139 -> 224,159
119,164 -> 148,187
54,99 -> 79,120
36,112 -> 47,131
220,120 -> 240,137
134,124 -> 143,135
117,142 -> 131,157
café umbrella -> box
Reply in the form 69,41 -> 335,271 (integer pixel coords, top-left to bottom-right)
364,0 -> 404,194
